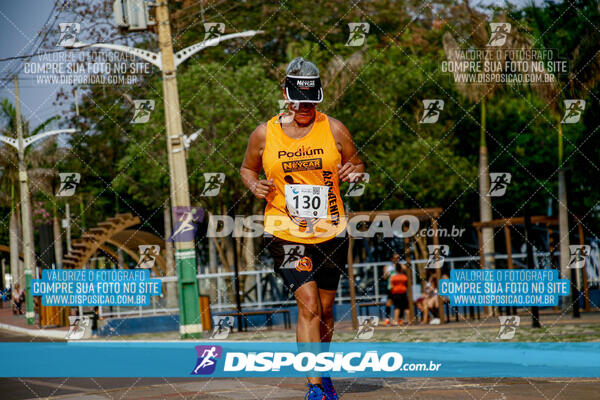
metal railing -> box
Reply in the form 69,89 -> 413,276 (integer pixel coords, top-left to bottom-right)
98,252 -> 557,319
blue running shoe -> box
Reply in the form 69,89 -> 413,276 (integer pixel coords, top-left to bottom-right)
305,383 -> 326,400
322,377 -> 338,400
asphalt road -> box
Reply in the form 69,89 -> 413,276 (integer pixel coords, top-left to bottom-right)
2,376 -> 600,400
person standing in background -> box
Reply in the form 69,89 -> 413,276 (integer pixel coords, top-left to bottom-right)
12,283 -> 25,315
389,262 -> 409,325
382,253 -> 402,325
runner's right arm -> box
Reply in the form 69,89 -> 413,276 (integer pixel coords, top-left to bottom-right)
240,123 -> 275,199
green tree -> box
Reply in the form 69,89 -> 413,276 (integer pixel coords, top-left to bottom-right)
521,0 -> 600,298
0,98 -> 60,287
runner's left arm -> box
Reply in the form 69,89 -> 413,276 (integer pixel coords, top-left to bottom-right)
329,117 -> 365,182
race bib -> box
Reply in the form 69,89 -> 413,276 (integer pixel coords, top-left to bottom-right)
284,184 -> 330,219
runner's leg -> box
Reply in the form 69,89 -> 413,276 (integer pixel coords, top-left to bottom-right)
295,281 -> 322,385
318,288 -> 337,343
314,236 -> 347,342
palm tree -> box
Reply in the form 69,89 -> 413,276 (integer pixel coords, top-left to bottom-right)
525,0 -> 600,306
0,172 -> 20,288
443,9 -> 567,319
1,99 -> 25,289
321,50 -> 365,110
0,98 -> 60,285
442,9 -> 512,270
27,136 -> 67,268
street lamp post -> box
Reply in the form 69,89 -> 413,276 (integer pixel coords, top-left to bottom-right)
67,4 -> 262,338
155,0 -> 200,339
0,76 -> 77,324
13,76 -> 33,325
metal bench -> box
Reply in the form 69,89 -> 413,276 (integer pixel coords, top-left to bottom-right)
357,301 -> 385,319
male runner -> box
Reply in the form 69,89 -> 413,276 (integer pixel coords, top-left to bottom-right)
241,57 -> 364,400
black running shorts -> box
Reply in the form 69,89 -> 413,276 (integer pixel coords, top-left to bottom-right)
391,293 -> 408,310
265,235 -> 348,293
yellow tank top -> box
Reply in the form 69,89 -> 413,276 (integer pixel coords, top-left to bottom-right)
262,111 -> 347,244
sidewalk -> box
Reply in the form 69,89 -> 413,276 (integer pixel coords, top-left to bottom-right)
0,303 -> 68,339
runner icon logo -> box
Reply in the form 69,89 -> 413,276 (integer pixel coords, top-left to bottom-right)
276,100 -> 297,124
192,345 -> 222,375
210,316 -> 234,340
281,245 -> 306,269
488,172 -> 511,197
567,245 -> 590,269
56,173 -> 81,197
203,23 -> 225,45
131,100 -> 155,123
136,245 -> 160,269
419,100 -> 444,124
56,23 -> 80,47
171,207 -> 203,242
346,23 -> 370,47
345,172 -> 370,197
201,173 -> 225,197
66,316 -> 92,340
487,23 -> 511,47
425,245 -> 449,269
355,315 -> 379,339
562,100 -> 586,124
497,316 -> 520,340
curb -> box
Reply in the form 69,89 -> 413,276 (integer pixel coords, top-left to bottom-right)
0,322 -> 67,339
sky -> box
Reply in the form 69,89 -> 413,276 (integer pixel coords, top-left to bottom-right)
0,1 -> 63,128
0,0 -> 547,130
